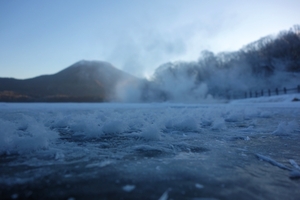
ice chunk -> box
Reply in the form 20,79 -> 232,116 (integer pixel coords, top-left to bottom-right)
225,111 -> 244,122
211,118 -> 226,131
288,159 -> 300,179
289,170 -> 300,179
51,113 -> 70,128
195,183 -> 204,189
289,159 -> 300,170
140,124 -> 161,140
133,145 -> 165,158
122,185 -> 135,192
102,120 -> 126,135
158,188 -> 171,200
127,118 -> 145,131
201,118 -> 213,126
0,117 -> 58,155
176,117 -> 199,131
240,126 -> 255,133
165,116 -> 200,132
85,160 -> 113,168
259,111 -> 271,118
68,114 -> 102,137
244,108 -> 260,120
255,154 -> 291,171
272,120 -> 299,136
54,152 -> 65,160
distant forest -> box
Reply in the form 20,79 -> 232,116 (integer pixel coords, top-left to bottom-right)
138,25 -> 300,101
200,24 -> 300,73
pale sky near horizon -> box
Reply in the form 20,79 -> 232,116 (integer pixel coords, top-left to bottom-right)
1,0 -> 299,79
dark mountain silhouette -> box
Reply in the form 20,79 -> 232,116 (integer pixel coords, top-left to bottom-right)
0,60 -> 138,102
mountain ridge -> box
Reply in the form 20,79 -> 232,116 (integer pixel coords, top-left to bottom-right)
0,60 -> 138,102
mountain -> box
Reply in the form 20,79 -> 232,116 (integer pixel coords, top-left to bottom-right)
0,60 -> 138,102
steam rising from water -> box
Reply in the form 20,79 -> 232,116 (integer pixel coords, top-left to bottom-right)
115,27 -> 300,103
115,59 -> 299,103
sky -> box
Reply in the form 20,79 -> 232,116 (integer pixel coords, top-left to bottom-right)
0,0 -> 299,79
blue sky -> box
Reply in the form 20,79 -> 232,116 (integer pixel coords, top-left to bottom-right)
1,0 -> 299,79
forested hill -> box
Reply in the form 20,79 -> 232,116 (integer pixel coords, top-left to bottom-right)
236,24 -> 300,73
135,25 -> 300,102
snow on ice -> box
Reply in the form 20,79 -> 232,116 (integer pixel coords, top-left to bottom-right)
0,94 -> 300,199
0,95 -> 299,162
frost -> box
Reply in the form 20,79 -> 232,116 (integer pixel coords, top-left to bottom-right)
54,152 -> 65,160
68,114 -> 102,137
244,108 -> 260,120
133,145 -> 166,157
0,101 -> 299,188
176,117 -> 199,131
225,111 -> 244,122
0,117 -> 58,155
102,120 -> 126,135
122,185 -> 135,192
272,120 -> 299,135
85,160 -> 113,168
259,111 -> 272,118
211,118 -> 226,131
165,116 -> 200,132
195,183 -> 204,189
140,124 -> 161,140
158,188 -> 171,200
289,159 -> 300,170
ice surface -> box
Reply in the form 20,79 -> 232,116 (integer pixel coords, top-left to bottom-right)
0,101 -> 299,159
0,101 -> 300,199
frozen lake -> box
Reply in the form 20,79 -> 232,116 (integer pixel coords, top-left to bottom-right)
1,100 -> 300,200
